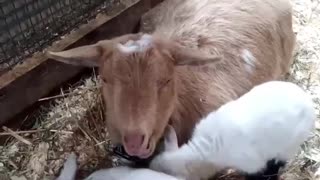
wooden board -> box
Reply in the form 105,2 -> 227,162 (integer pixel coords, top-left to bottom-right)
140,0 -> 168,33
0,0 -> 163,125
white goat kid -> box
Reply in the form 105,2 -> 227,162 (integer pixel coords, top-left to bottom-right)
150,81 -> 316,180
56,153 -> 183,180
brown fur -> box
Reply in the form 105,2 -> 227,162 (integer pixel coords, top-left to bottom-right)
47,0 -> 295,158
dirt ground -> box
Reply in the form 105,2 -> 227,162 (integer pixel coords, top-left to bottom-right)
0,0 -> 320,179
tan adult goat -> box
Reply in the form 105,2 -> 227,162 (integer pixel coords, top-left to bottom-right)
47,0 -> 295,158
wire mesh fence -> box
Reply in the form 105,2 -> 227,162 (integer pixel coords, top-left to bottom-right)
0,0 -> 119,75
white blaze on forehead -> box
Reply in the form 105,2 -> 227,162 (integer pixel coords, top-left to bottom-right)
117,34 -> 153,54
124,40 -> 135,46
241,49 -> 256,73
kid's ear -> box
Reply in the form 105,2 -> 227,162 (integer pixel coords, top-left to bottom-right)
163,125 -> 179,152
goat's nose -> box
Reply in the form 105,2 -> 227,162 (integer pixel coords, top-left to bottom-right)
123,132 -> 145,155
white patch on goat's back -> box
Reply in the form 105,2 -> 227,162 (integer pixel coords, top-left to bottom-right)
241,49 -> 255,73
117,34 -> 153,54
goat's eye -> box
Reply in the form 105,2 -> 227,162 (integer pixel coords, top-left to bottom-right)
101,78 -> 108,84
159,79 -> 172,89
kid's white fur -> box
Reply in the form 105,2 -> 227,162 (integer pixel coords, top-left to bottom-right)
150,81 -> 316,180
56,153 -> 183,180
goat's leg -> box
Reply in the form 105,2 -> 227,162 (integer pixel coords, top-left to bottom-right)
244,159 -> 286,180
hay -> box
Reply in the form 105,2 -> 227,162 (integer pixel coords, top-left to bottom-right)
0,76 -> 114,179
1,0 -> 320,179
281,0 -> 320,179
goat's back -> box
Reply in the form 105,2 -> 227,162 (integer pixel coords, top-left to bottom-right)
150,0 -> 296,144
156,0 -> 294,71
155,0 -> 295,86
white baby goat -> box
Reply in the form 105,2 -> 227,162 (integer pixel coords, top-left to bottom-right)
56,153 -> 183,180
149,81 -> 316,180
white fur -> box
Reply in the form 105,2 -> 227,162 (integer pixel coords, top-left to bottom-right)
117,34 -> 153,54
241,49 -> 255,73
56,153 -> 183,180
150,81 -> 316,180
85,167 -> 183,180
56,153 -> 77,180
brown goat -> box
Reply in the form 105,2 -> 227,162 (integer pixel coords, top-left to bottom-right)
47,0 -> 295,159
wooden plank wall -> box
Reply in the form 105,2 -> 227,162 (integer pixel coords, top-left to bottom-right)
0,0 -> 164,125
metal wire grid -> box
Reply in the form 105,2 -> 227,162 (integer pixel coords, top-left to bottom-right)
0,0 -> 113,74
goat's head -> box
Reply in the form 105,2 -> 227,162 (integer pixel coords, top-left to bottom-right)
47,33 -> 220,158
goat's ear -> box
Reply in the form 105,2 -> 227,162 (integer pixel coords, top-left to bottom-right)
163,125 -> 179,152
47,33 -> 143,67
170,44 -> 221,66
47,43 -> 104,67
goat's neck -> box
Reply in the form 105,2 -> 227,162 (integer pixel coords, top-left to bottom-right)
171,82 -> 208,145
172,69 -> 232,145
